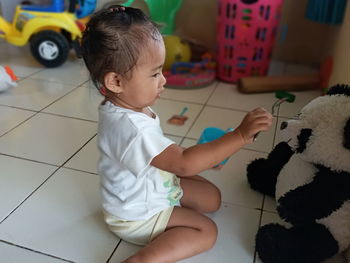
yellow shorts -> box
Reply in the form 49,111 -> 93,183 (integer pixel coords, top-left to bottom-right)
103,206 -> 175,246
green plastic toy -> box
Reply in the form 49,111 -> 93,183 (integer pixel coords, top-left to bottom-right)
271,91 -> 296,115
275,91 -> 296,103
122,0 -> 183,34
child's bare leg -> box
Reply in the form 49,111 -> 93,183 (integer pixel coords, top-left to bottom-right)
179,175 -> 221,213
123,207 -> 217,263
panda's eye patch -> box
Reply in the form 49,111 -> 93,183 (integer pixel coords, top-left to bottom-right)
296,128 -> 312,153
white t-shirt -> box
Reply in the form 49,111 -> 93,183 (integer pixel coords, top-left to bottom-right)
98,101 -> 183,221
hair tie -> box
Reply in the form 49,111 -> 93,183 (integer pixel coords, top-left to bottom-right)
108,5 -> 126,13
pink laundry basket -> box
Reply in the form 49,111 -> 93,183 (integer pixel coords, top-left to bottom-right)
217,0 -> 284,83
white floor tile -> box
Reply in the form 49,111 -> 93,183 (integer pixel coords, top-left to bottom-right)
64,135 -> 99,174
0,242 -> 65,263
278,90 -> 321,118
263,195 -> 278,213
260,210 -> 286,226
0,44 -> 43,78
0,106 -> 35,136
186,106 -> 243,139
0,78 -> 77,111
162,82 -> 217,104
110,203 -> 260,263
30,60 -> 89,86
109,241 -> 140,263
43,84 -> 103,121
186,106 -> 277,153
165,134 -> 183,145
207,82 -> 279,113
152,99 -> 203,137
0,168 -> 118,263
0,155 -> 57,222
0,113 -> 97,165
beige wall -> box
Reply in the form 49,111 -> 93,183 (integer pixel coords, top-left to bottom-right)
329,2 -> 350,85
175,0 -> 217,53
272,0 -> 339,65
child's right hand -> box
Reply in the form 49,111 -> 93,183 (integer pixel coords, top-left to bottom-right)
235,108 -> 273,144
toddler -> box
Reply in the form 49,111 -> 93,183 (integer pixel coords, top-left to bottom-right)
81,5 -> 272,263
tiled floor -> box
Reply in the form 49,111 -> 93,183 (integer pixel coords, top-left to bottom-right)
0,40 -> 321,263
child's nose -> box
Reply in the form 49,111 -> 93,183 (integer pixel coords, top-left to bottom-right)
161,72 -> 167,86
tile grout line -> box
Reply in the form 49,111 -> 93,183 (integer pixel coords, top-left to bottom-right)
180,82 -> 220,142
0,133 -> 97,224
0,133 -> 99,261
253,195 -> 265,263
0,164 -> 62,225
221,201 -> 264,212
0,80 -> 91,139
38,111 -> 98,124
0,240 -> 76,263
253,104 -> 281,263
0,112 -> 40,139
0,153 -> 60,168
106,239 -> 123,263
0,104 -> 38,112
16,68 -> 47,83
62,166 -> 98,176
37,80 -> 90,114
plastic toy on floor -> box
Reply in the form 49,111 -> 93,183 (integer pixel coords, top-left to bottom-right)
167,107 -> 188,126
197,127 -> 234,169
0,66 -> 17,92
164,53 -> 216,89
0,0 -> 82,68
246,84 -> 350,263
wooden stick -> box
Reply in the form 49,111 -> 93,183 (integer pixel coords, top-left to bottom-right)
237,73 -> 320,93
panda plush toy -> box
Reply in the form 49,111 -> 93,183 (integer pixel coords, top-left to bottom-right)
246,85 -> 350,263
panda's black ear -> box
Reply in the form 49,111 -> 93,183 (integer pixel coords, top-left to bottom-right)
344,118 -> 350,150
327,84 -> 350,96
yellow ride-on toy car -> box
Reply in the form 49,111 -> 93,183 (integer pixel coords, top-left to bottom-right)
0,0 -> 83,67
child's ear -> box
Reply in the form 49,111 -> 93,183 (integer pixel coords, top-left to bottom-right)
103,72 -> 123,94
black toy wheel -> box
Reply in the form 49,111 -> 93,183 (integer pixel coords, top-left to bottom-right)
30,30 -> 70,68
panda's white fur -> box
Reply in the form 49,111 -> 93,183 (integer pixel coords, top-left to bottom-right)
275,154 -> 316,200
317,201 -> 350,251
280,94 -> 350,173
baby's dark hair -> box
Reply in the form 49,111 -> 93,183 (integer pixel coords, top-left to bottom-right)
81,5 -> 162,91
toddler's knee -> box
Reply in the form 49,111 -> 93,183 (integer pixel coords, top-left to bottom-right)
203,219 -> 218,250
214,186 -> 222,210
206,186 -> 221,213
